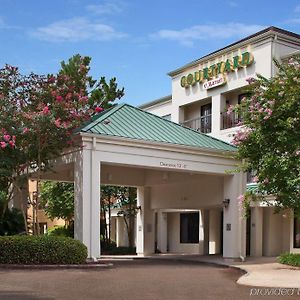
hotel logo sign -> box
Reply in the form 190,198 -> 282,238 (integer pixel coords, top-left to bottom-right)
180,51 -> 254,89
203,76 -> 226,90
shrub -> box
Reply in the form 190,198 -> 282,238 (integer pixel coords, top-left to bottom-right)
47,225 -> 74,238
0,235 -> 87,264
0,197 -> 25,235
278,253 -> 300,267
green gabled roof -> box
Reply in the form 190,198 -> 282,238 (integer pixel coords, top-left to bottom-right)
247,183 -> 258,193
79,104 -> 236,152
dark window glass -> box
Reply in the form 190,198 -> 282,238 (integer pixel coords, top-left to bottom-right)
294,218 -> 300,248
180,213 -> 199,243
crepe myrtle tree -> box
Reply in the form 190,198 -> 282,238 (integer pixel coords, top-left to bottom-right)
229,56 -> 300,217
0,55 -> 124,234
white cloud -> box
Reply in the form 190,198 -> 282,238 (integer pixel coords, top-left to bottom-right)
86,2 -> 125,15
30,17 -> 127,42
151,23 -> 265,47
295,4 -> 300,13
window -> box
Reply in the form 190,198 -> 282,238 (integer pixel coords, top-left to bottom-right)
200,103 -> 212,133
294,218 -> 300,248
180,213 -> 199,243
238,93 -> 250,104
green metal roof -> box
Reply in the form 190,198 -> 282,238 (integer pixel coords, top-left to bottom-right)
246,183 -> 258,193
79,104 -> 236,152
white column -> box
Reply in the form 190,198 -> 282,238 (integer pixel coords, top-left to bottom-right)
199,210 -> 209,255
211,94 -> 223,136
223,172 -> 247,259
250,206 -> 263,256
74,148 -> 100,259
209,210 -> 221,254
157,211 -> 168,253
171,105 -> 184,124
116,217 -> 128,247
136,187 -> 155,256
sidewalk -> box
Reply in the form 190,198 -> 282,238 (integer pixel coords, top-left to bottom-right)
101,254 -> 300,288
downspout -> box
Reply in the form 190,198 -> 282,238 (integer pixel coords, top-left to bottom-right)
271,33 -> 278,77
90,136 -> 97,261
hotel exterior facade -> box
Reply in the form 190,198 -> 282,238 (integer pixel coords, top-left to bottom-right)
26,26 -> 300,260
138,27 -> 300,257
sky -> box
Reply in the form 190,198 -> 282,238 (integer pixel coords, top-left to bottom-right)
1,0 -> 300,106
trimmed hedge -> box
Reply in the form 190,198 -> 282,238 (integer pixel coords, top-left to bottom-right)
0,235 -> 87,264
278,253 -> 300,267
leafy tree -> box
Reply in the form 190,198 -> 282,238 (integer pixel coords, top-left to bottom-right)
40,181 -> 74,224
0,55 -> 124,234
116,187 -> 137,248
0,192 -> 25,235
230,56 -> 300,216
101,186 -> 137,248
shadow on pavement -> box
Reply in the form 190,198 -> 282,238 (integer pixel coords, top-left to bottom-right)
0,291 -> 54,300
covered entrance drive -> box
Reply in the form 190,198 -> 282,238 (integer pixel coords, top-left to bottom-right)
43,104 -> 246,260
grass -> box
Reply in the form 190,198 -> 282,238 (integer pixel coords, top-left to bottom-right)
278,253 -> 300,267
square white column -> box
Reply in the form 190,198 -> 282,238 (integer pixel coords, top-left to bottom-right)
209,209 -> 222,254
250,206 -> 263,256
211,94 -> 224,135
74,148 -> 101,259
136,187 -> 155,256
223,172 -> 246,259
199,210 -> 209,255
171,105 -> 184,124
157,211 -> 168,253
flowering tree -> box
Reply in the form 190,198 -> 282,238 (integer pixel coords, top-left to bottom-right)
0,55 -> 124,233
231,57 -> 300,217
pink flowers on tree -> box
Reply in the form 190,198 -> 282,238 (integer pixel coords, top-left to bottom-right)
230,56 -> 300,215
0,132 -> 16,149
0,54 -> 124,233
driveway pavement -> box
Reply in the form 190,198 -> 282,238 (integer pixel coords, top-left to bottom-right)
0,259 -> 300,300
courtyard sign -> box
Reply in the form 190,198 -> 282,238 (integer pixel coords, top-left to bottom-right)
180,51 -> 254,89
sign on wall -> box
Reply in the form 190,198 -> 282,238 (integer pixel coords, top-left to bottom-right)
180,51 -> 254,89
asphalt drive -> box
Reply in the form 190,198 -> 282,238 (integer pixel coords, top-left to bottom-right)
0,259 -> 299,300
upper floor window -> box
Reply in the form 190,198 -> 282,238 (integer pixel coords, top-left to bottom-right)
221,93 -> 250,130
180,103 -> 212,134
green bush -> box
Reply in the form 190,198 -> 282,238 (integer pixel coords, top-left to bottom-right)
278,253 -> 300,267
0,194 -> 25,236
47,225 -> 74,238
0,235 -> 87,264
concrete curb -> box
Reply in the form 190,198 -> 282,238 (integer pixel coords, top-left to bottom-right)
0,262 -> 113,270
232,263 -> 300,288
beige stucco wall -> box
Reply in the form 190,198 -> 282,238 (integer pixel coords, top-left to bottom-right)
262,207 -> 290,256
167,212 -> 201,253
150,175 -> 224,210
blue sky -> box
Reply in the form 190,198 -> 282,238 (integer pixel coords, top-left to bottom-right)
1,0 -> 300,106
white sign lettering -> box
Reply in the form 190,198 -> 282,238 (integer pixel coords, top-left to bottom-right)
203,76 -> 226,90
160,161 -> 187,169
